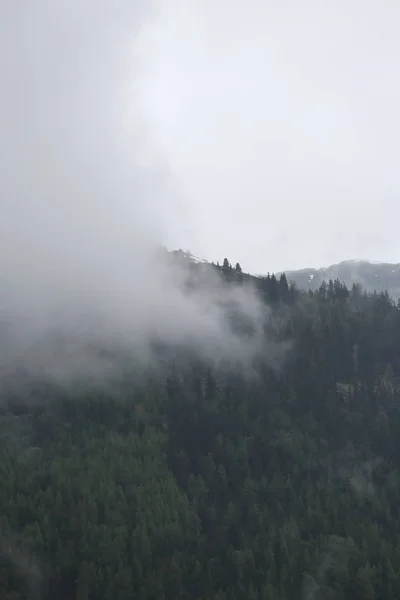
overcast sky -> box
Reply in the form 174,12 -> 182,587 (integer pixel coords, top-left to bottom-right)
136,0 -> 400,273
1,1 -> 400,276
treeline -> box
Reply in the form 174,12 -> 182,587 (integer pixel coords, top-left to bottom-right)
1,258 -> 400,599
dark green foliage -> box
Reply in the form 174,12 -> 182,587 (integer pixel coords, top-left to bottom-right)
2,261 -> 400,599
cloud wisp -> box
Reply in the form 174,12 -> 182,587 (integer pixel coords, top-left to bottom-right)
0,2 -> 284,386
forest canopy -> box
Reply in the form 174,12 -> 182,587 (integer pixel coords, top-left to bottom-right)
1,255 -> 400,600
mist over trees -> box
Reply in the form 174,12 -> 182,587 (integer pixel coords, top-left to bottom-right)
2,3 -> 400,599
1,257 -> 400,599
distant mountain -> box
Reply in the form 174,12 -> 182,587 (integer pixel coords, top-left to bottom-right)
279,260 -> 400,299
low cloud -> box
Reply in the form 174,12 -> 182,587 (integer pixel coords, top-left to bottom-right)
0,1 -> 286,386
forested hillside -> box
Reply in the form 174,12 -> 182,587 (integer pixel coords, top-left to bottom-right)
280,259 -> 400,299
2,257 -> 400,599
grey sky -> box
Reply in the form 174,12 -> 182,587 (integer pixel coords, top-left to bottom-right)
2,2 -> 400,278
137,0 -> 400,273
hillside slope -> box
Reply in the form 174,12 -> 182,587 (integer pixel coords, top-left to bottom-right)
2,254 -> 400,599
280,259 -> 400,298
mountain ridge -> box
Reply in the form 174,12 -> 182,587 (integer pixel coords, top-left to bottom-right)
278,259 -> 400,299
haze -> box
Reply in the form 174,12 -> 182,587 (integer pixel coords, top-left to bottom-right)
0,0 -> 279,382
137,0 -> 400,272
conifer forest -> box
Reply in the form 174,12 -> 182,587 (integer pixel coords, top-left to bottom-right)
2,257 -> 400,600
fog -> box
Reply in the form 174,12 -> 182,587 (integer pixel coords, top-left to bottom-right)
0,1 -> 278,383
